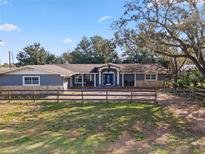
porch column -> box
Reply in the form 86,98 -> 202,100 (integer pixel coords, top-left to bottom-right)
122,73 -> 124,87
94,74 -> 96,87
99,71 -> 102,86
134,73 -> 136,87
117,71 -> 120,86
81,74 -> 84,87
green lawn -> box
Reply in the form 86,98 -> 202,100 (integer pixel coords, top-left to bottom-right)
0,101 -> 204,154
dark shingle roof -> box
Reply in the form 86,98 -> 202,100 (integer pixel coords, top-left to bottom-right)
55,63 -> 168,74
0,63 -> 168,76
0,65 -> 75,76
31,65 -> 75,76
118,64 -> 168,74
55,64 -> 101,74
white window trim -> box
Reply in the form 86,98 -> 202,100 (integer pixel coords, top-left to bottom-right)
144,74 -> 158,81
75,74 -> 94,84
90,74 -> 92,81
84,74 -> 92,82
75,74 -> 83,84
22,76 -> 40,86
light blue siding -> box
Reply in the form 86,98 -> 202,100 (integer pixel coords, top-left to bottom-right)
0,74 -> 63,86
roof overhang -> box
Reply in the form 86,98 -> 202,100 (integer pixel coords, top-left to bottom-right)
0,66 -> 64,76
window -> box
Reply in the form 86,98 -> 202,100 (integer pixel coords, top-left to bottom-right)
23,76 -> 40,86
145,74 -> 157,80
124,74 -> 134,86
84,74 -> 92,82
75,75 -> 82,83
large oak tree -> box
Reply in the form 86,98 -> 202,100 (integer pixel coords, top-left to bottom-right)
115,0 -> 205,77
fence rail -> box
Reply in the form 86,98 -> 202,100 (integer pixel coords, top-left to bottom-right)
0,89 -> 158,103
164,85 -> 205,102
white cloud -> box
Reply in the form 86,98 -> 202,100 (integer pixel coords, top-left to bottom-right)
0,40 -> 6,47
98,16 -> 111,22
0,23 -> 19,32
63,38 -> 72,44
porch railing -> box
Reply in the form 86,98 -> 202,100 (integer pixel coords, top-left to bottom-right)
0,89 -> 158,104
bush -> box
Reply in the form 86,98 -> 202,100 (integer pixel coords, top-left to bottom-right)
176,69 -> 205,88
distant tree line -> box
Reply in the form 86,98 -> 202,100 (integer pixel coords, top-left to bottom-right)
15,35 -> 168,67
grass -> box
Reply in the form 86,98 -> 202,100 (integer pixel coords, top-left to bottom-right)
0,101 -> 204,154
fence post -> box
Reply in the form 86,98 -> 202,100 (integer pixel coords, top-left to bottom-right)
194,87 -> 197,102
106,90 -> 108,103
81,90 -> 84,103
155,91 -> 158,104
33,90 -> 35,103
8,91 -> 11,103
131,90 -> 133,102
190,87 -> 193,101
57,90 -> 60,103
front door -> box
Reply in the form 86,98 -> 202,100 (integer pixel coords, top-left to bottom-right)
103,73 -> 114,86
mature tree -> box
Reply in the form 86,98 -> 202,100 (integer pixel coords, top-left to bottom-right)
69,36 -> 94,64
62,51 -> 73,64
114,29 -> 169,66
46,53 -> 64,64
115,0 -> 205,77
90,35 -> 119,63
63,36 -> 120,64
121,50 -> 156,64
16,43 -> 63,66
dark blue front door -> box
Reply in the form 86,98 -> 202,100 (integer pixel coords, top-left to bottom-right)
103,73 -> 114,86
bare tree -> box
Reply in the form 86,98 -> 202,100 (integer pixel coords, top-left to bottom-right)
115,0 -> 205,77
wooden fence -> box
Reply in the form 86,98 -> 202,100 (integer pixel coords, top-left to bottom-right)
164,85 -> 205,102
0,89 -> 158,103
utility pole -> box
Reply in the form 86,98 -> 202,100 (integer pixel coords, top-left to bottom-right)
11,51 -> 14,65
9,51 -> 11,69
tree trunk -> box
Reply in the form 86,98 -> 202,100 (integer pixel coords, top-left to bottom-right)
187,54 -> 205,78
173,73 -> 178,95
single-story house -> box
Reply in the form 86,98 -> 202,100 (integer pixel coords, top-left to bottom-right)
0,63 -> 168,90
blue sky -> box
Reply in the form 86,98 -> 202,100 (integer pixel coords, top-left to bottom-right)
0,0 -> 126,64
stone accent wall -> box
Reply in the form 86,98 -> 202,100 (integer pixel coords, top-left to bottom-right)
135,80 -> 163,88
0,86 -> 63,90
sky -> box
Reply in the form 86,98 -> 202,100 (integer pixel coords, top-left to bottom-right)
0,0 -> 126,64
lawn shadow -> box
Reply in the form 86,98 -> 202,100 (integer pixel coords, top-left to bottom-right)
0,101 -> 202,153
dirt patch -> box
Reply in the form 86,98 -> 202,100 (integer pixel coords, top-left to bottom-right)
158,92 -> 205,135
0,104 -> 20,115
66,130 -> 81,138
108,131 -> 151,154
107,92 -> 205,153
108,122 -> 175,153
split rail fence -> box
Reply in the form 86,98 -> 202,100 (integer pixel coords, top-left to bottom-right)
0,89 -> 158,103
164,84 -> 205,102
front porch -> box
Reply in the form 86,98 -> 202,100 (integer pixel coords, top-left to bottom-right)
61,63 -> 164,90
64,64 -> 134,89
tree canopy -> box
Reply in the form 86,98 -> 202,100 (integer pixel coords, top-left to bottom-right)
115,0 -> 205,77
16,43 -> 63,66
62,35 -> 120,64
